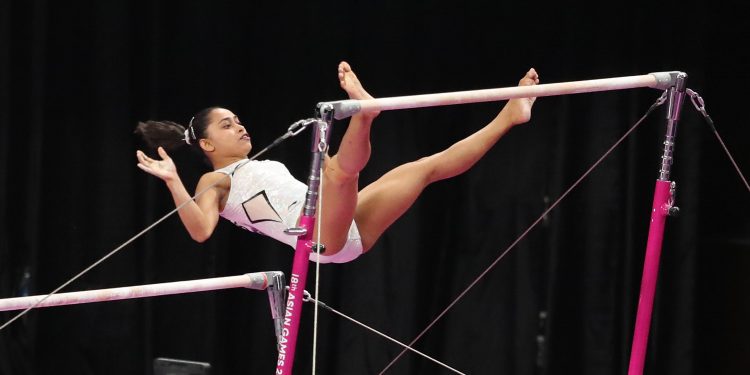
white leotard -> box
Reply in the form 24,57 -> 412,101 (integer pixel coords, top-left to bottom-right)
214,159 -> 363,263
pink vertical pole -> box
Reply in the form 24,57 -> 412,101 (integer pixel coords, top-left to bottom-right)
275,113 -> 332,374
627,72 -> 686,375
627,180 -> 673,375
275,216 -> 315,374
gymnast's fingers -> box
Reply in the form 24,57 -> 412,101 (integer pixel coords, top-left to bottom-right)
157,146 -> 171,161
136,150 -> 152,165
137,163 -> 152,174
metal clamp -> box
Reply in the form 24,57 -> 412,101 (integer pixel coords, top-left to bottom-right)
668,181 -> 680,217
284,227 -> 308,236
655,90 -> 669,107
287,118 -> 317,137
317,121 -> 329,153
686,88 -> 716,131
301,289 -> 329,308
686,89 -> 706,116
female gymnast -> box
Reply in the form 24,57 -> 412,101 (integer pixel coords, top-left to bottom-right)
135,62 -> 539,263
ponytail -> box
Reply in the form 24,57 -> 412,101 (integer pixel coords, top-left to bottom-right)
135,107 -> 220,153
134,120 -> 190,151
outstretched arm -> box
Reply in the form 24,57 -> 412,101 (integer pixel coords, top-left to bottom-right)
136,147 -> 223,242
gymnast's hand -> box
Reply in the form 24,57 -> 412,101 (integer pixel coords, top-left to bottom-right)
136,147 -> 178,182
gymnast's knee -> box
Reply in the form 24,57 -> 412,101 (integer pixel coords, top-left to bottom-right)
324,159 -> 360,185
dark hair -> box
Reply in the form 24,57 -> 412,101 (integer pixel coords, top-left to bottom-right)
134,107 -> 222,152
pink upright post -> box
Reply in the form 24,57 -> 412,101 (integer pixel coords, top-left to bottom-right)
275,216 -> 315,373
628,180 -> 673,374
627,73 -> 687,375
276,111 -> 332,374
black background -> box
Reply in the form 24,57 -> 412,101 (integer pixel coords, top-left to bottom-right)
1,1 -> 749,374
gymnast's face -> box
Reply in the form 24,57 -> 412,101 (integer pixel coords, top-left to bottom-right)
199,108 -> 252,157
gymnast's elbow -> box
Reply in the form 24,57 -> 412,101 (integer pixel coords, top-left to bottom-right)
190,228 -> 213,243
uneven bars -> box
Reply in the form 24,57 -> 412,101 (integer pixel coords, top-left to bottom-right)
325,71 -> 681,119
0,272 -> 283,311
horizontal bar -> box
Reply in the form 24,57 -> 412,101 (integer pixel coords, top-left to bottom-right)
326,71 -> 682,119
0,272 -> 283,312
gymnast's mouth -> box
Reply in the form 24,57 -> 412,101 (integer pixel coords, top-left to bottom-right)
240,134 -> 251,141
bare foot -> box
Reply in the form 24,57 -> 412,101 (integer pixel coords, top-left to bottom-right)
503,68 -> 540,126
338,61 -> 373,100
338,61 -> 380,118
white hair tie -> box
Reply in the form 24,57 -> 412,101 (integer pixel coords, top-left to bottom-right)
184,117 -> 198,145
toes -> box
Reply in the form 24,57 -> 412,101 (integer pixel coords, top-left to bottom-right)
523,68 -> 539,84
520,72 -> 539,86
338,61 -> 353,85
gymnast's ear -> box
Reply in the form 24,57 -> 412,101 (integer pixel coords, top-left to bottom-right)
199,138 -> 215,152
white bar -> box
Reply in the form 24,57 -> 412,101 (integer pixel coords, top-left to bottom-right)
0,272 -> 279,312
328,71 -> 681,119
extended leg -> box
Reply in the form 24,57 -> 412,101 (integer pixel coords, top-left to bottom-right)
354,68 -> 539,251
313,62 -> 379,253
